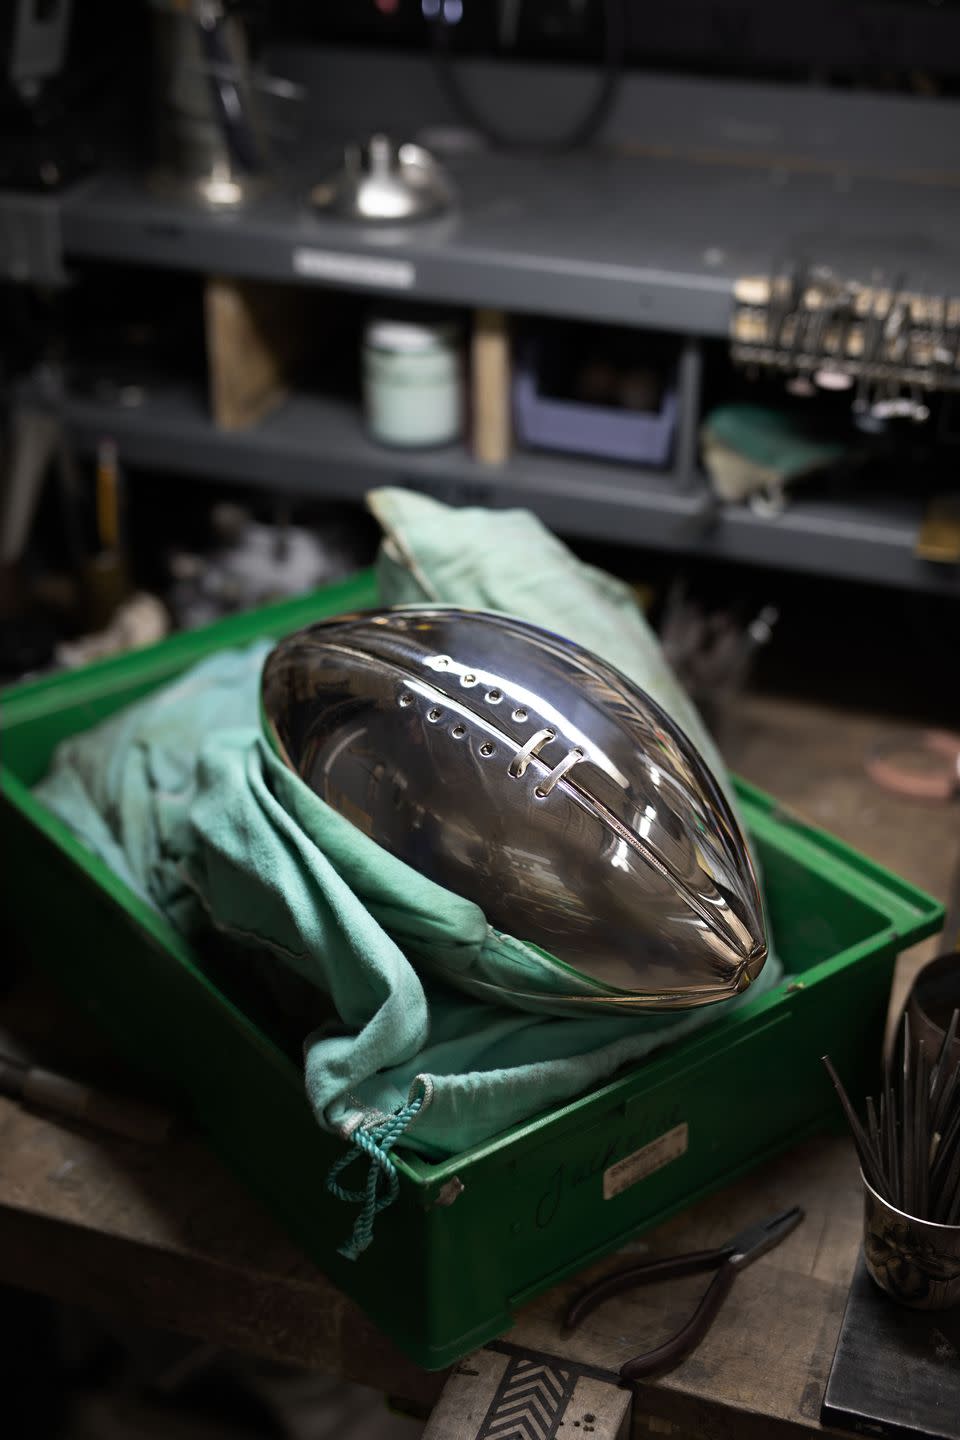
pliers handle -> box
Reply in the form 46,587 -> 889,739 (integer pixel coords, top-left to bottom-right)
564,1206 -> 804,1383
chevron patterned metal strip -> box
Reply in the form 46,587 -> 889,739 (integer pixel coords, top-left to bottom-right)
476,1356 -> 577,1440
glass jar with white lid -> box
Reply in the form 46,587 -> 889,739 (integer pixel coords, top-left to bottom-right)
362,316 -> 463,448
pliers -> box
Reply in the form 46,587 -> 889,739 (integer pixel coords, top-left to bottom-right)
564,1205 -> 804,1382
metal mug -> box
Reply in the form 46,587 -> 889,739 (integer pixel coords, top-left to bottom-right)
149,0 -> 269,207
906,952 -> 960,1075
862,1172 -> 960,1310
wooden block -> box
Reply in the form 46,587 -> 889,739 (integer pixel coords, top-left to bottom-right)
915,495 -> 960,564
471,309 -> 513,466
422,1345 -> 630,1440
423,1350 -> 510,1440
205,277 -> 305,432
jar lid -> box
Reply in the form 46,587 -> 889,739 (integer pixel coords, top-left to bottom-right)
365,318 -> 458,354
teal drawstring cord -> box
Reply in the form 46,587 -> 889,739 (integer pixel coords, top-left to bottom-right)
325,1077 -> 431,1260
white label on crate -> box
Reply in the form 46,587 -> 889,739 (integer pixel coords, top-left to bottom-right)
603,1122 -> 688,1200
291,248 -> 415,289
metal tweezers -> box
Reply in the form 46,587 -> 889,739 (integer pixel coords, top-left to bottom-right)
564,1206 -> 804,1382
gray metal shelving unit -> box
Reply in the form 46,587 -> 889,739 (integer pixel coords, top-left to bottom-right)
44,50 -> 960,336
54,148 -> 960,337
30,378 -> 957,595
56,165 -> 737,334
5,49 -> 960,594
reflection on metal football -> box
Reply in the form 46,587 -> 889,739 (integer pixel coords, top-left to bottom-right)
261,608 -> 767,1015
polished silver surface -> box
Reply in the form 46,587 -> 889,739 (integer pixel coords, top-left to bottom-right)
311,135 -> 453,222
261,607 -> 767,1015
863,1172 -> 960,1311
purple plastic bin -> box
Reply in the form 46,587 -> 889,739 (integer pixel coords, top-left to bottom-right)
513,341 -> 678,468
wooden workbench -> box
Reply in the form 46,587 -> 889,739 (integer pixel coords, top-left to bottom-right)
2,695 -> 957,1439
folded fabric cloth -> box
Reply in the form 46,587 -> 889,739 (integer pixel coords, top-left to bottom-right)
35,491 -> 783,1253
700,403 -> 849,506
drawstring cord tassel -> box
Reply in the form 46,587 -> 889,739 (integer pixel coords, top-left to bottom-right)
325,1077 -> 432,1260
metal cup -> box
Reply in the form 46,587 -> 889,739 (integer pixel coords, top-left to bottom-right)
906,952 -> 960,1075
862,1172 -> 960,1310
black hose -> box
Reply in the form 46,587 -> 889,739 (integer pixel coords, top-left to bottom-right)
429,0 -> 626,152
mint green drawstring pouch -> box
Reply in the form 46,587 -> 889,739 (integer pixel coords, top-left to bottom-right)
34,490 -> 782,1257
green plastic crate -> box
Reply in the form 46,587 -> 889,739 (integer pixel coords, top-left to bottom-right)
0,571 -> 943,1370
